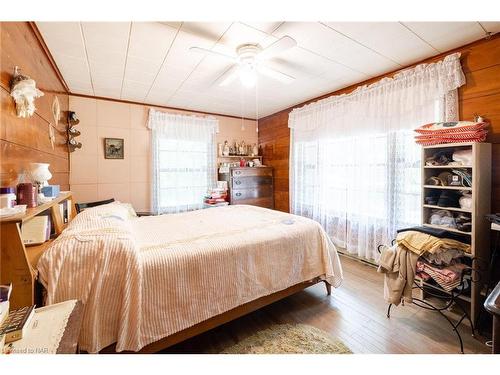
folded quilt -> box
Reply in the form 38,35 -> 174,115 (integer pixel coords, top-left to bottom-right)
416,260 -> 468,291
414,121 -> 487,134
396,230 -> 471,256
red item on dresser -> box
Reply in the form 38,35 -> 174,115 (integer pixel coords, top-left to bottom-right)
16,183 -> 37,208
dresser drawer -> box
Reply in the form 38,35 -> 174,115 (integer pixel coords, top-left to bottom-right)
231,168 -> 273,177
232,176 -> 273,188
232,186 -> 273,201
232,197 -> 274,209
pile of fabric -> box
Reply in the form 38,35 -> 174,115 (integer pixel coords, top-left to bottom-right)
425,148 -> 472,167
415,120 -> 488,146
377,226 -> 471,305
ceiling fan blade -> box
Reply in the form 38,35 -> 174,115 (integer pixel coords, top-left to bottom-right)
189,46 -> 236,62
258,36 -> 297,60
213,64 -> 240,87
257,65 -> 295,84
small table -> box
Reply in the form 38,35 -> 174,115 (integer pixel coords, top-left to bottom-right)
3,300 -> 83,354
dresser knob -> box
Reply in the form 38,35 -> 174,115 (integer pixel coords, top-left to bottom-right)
236,192 -> 242,196
236,180 -> 241,185
235,171 -> 241,175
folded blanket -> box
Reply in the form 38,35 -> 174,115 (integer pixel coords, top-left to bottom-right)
396,230 -> 471,255
415,121 -> 488,134
416,260 -> 468,291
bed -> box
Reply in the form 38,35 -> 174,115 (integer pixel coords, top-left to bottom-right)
37,203 -> 343,353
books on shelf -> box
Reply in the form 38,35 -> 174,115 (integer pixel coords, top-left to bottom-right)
21,215 -> 50,245
0,305 -> 35,343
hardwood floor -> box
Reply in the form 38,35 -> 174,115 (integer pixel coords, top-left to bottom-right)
164,255 -> 490,354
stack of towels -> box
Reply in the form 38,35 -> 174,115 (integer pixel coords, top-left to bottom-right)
414,120 -> 488,145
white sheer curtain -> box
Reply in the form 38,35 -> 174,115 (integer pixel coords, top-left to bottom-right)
289,53 -> 466,261
148,109 -> 218,214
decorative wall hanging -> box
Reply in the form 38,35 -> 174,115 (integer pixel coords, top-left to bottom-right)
67,111 -> 82,152
9,66 -> 44,118
49,96 -> 60,150
104,138 -> 124,159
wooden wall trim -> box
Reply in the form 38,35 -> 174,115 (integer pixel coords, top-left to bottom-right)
68,92 -> 256,121
259,33 -> 499,122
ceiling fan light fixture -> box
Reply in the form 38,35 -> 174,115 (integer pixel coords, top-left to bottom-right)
238,64 -> 256,88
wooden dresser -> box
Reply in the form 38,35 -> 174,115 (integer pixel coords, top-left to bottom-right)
228,167 -> 274,209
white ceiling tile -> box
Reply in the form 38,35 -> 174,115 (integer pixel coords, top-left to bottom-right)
402,22 -> 485,52
128,22 -> 177,61
273,22 -> 400,76
39,21 -> 489,118
36,22 -> 85,59
212,22 -> 269,56
240,22 -> 283,35
324,22 -> 439,66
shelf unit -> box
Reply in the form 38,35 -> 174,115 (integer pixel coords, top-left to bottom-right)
420,142 -> 491,324
0,192 -> 75,308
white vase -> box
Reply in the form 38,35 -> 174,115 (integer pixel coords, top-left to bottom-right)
30,163 -> 52,187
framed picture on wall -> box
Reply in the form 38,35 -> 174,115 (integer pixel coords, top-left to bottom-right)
104,138 -> 124,159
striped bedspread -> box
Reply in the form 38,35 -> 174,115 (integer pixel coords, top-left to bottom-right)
37,203 -> 342,353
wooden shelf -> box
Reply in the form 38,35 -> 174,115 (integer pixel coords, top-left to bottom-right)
420,142 -> 491,327
423,185 -> 472,191
424,165 -> 472,169
422,142 -> 477,149
0,191 -> 73,223
422,223 -> 472,235
423,204 -> 471,213
1,191 -> 74,309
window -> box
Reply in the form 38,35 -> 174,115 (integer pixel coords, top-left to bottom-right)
148,110 -> 218,214
157,139 -> 213,211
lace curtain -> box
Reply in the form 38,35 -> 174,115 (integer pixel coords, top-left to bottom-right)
288,53 -> 466,261
148,109 -> 218,214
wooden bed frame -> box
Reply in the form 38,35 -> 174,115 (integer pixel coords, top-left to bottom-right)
101,277 -> 330,353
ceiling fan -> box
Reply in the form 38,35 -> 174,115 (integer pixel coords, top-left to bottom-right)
190,36 -> 297,88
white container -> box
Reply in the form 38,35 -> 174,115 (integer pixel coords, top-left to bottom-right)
0,193 -> 16,208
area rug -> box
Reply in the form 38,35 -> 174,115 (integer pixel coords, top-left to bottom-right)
220,324 -> 352,354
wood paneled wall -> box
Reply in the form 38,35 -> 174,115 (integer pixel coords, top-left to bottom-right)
258,34 -> 500,213
0,22 -> 69,190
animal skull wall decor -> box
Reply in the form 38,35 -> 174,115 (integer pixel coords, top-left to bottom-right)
10,66 -> 44,118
